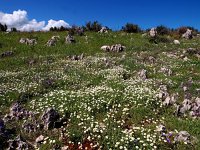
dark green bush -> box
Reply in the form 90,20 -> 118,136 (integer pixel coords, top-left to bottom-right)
122,23 -> 141,33
0,23 -> 7,32
11,27 -> 17,32
156,25 -> 170,35
85,21 -> 102,32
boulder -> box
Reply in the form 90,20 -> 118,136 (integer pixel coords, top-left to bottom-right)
70,53 -> 84,61
149,28 -> 157,38
174,131 -> 191,143
186,48 -> 200,55
19,38 -> 27,44
41,108 -> 60,130
182,29 -> 193,39
46,36 -> 60,46
98,27 -> 108,33
110,44 -> 126,52
100,45 -> 110,52
35,135 -> 44,144
1,51 -> 14,58
138,69 -> 147,80
65,35 -> 75,44
155,124 -> 166,132
174,40 -> 180,45
46,39 -> 56,46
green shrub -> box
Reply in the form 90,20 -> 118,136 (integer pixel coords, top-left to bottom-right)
122,23 -> 141,33
156,25 -> 170,35
85,21 -> 102,32
0,23 -> 7,32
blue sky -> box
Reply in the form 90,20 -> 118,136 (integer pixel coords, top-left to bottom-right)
0,0 -> 200,30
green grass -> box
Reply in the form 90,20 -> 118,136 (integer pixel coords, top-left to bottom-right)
0,31 -> 200,149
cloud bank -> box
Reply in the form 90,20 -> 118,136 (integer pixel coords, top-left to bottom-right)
0,10 -> 70,31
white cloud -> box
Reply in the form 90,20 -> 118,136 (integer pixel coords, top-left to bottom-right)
42,19 -> 70,31
0,10 -> 70,31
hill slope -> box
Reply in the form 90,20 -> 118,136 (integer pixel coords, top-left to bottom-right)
0,31 -> 200,150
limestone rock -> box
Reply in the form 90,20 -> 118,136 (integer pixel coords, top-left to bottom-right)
41,108 -> 60,130
174,131 -> 191,143
182,29 -> 193,39
65,35 -> 75,44
149,28 -> 157,37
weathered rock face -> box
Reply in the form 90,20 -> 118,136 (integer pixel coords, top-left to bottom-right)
98,27 -> 108,33
149,28 -> 157,38
65,35 -> 75,44
41,108 -> 60,130
182,29 -> 193,39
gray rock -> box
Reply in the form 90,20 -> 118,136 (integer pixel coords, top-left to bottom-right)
98,27 -> 108,33
101,45 -> 110,52
182,29 -> 193,39
159,67 -> 172,76
138,69 -> 147,80
65,35 -> 75,44
110,44 -> 126,52
22,122 -> 36,133
4,102 -> 34,121
1,51 -> 14,58
7,135 -> 33,150
174,40 -> 180,45
174,131 -> 191,143
41,108 -> 60,130
35,135 -> 44,144
149,28 -> 157,38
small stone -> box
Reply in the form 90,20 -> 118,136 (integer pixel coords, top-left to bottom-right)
36,135 -> 44,144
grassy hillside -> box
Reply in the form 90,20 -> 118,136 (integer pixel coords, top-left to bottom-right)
0,31 -> 200,150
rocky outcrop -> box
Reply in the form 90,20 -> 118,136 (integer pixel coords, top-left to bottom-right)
41,108 -> 60,130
